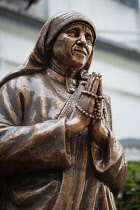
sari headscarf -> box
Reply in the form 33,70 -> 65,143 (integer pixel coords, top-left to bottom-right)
0,11 -> 96,88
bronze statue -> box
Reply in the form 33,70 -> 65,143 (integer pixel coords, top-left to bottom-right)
0,11 -> 127,209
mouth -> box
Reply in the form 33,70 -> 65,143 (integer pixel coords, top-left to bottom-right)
74,49 -> 87,56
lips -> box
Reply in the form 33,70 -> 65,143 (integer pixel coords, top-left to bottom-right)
74,49 -> 87,56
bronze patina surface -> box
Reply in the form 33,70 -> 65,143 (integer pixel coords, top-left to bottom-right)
0,11 -> 127,209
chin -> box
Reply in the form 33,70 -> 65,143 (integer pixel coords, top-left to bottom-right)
74,61 -> 86,70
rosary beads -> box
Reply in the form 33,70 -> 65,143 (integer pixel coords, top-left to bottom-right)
75,92 -> 105,121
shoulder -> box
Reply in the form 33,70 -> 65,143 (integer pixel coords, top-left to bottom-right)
0,72 -> 51,96
1,73 -> 43,90
0,77 -> 18,93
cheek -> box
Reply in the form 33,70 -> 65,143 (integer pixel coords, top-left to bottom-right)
53,42 -> 65,58
54,40 -> 70,56
63,38 -> 73,52
63,35 -> 76,49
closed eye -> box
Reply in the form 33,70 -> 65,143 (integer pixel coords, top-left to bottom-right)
65,29 -> 79,38
85,33 -> 93,44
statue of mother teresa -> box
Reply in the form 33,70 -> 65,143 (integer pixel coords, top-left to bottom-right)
0,11 -> 126,210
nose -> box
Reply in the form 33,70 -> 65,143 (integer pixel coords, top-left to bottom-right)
77,34 -> 87,46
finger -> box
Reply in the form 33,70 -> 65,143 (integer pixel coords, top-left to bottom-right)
97,73 -> 102,79
97,78 -> 103,96
90,72 -> 102,93
85,74 -> 93,90
85,72 -> 96,91
91,76 -> 100,94
88,73 -> 97,92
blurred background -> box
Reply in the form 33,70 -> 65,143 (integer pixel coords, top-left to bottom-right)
0,0 -> 140,207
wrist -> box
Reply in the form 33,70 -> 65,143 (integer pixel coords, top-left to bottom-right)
66,116 -> 84,139
90,123 -> 109,144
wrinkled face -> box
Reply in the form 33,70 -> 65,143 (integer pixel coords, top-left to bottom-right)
52,23 -> 94,71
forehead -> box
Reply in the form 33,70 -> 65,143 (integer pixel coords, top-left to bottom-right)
64,22 -> 93,34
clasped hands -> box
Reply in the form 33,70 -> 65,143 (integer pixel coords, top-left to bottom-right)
80,72 -> 108,144
66,72 -> 109,144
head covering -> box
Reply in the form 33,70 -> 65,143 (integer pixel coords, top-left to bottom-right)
0,11 -> 96,88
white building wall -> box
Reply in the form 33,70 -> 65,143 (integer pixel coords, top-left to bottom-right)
0,18 -> 38,78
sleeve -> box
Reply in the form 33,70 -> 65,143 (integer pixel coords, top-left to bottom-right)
91,95 -> 127,196
0,79 -> 71,174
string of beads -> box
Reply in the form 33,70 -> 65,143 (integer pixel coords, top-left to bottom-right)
75,103 -> 95,119
81,90 -> 104,99
76,91 -> 105,121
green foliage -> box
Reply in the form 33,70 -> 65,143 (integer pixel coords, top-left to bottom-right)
115,161 -> 140,210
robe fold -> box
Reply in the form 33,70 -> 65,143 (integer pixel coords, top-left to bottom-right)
0,69 -> 127,210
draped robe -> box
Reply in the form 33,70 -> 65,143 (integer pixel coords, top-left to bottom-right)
0,69 -> 127,210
